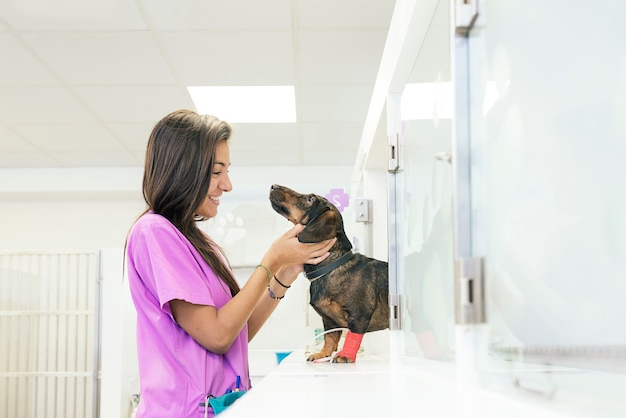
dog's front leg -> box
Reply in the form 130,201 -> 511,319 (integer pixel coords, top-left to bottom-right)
332,311 -> 372,363
333,331 -> 364,363
306,329 -> 341,361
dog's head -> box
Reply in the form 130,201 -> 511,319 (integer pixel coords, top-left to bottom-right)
269,184 -> 344,244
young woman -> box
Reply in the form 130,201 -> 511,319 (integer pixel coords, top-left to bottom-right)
125,109 -> 335,417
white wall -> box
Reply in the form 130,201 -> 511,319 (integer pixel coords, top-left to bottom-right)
0,166 -> 363,252
0,167 -> 145,252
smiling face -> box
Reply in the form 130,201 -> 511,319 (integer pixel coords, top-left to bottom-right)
195,141 -> 232,219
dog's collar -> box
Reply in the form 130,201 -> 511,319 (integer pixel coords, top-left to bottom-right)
304,251 -> 354,283
302,205 -> 330,226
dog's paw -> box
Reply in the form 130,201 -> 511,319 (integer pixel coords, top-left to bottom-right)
332,355 -> 356,364
306,352 -> 330,362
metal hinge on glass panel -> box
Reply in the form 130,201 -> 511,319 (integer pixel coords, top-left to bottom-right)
454,257 -> 486,324
455,0 -> 480,36
389,293 -> 401,330
388,132 -> 401,173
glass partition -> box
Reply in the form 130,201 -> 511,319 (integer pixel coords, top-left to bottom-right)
468,0 -> 626,373
395,0 -> 626,372
397,0 -> 456,363
388,0 -> 626,411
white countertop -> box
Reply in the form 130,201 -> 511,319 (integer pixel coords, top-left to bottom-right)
222,349 -> 626,418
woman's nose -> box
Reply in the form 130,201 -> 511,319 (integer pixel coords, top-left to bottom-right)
222,174 -> 233,192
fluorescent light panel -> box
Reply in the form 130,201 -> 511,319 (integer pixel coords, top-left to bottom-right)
187,85 -> 296,123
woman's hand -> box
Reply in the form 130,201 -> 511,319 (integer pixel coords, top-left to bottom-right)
277,263 -> 303,281
263,224 -> 335,272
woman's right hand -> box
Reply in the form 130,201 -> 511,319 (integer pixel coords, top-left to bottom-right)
263,223 -> 335,271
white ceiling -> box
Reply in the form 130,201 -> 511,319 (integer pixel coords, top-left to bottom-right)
0,0 -> 396,169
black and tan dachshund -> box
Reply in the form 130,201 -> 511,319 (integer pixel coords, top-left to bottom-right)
269,184 -> 389,363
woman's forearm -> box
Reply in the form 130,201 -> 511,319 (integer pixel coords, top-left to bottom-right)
247,271 -> 294,341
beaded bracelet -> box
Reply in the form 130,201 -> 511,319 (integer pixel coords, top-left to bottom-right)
267,284 -> 285,300
256,264 -> 273,283
273,275 -> 291,289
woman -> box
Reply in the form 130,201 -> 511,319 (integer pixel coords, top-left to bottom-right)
125,109 -> 335,417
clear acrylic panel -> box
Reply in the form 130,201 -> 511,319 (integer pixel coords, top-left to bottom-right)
468,0 -> 626,375
399,0 -> 456,362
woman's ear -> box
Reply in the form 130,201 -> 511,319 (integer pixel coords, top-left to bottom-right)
298,208 -> 338,243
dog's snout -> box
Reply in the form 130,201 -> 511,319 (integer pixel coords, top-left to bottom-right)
270,184 -> 285,195
269,184 -> 282,198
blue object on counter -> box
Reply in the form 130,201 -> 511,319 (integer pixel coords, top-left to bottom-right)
275,351 -> 293,364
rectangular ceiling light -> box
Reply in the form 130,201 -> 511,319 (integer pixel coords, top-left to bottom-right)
187,85 -> 296,123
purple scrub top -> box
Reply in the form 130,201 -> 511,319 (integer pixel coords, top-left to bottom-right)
126,212 -> 249,418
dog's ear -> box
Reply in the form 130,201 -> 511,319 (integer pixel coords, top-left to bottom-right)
298,208 -> 338,243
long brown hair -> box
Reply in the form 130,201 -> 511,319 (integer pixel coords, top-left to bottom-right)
141,109 -> 240,296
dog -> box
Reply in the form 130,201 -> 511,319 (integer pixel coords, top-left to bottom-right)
269,184 -> 389,363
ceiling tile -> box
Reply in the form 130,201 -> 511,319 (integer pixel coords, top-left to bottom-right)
230,150 -> 300,167
297,0 -> 394,29
229,124 -> 298,151
0,152 -> 59,168
106,122 -> 153,152
298,84 -> 372,122
0,0 -> 395,169
50,151 -> 141,167
0,126 -> 38,152
142,0 -> 292,30
132,151 -> 145,163
0,86 -> 96,124
71,85 -> 195,122
12,123 -> 126,152
22,32 -> 177,85
0,34 -> 58,85
0,0 -> 146,31
299,30 -> 387,84
299,122 -> 362,151
161,31 -> 294,85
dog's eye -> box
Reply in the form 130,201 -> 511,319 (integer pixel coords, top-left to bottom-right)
306,195 -> 315,204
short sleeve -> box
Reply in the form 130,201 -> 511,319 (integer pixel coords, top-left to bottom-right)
127,215 -> 221,317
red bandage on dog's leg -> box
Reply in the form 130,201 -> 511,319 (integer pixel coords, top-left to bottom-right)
336,332 -> 364,362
